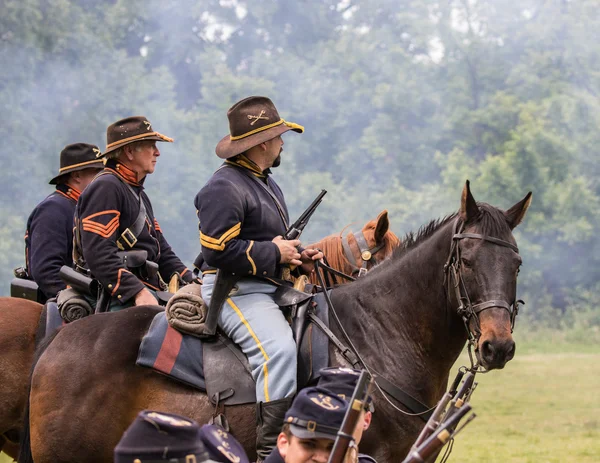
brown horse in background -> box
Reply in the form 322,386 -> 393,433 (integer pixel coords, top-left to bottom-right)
0,299 -> 43,461
21,182 -> 532,462
0,213 -> 395,461
307,209 -> 400,284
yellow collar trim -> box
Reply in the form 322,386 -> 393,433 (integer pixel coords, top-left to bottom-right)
105,131 -> 174,152
229,119 -> 304,141
226,154 -> 265,177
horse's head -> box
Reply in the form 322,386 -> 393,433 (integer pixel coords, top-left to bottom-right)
343,210 -> 401,277
448,181 -> 532,370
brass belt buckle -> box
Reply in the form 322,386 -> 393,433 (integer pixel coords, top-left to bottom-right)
119,228 -> 138,249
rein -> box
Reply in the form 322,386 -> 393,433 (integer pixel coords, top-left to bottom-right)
444,218 -> 524,371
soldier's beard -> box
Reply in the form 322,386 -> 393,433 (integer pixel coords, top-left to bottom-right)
272,153 -> 282,168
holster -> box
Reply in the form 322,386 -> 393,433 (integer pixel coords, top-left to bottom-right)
59,266 -> 99,297
202,269 -> 240,339
117,250 -> 148,270
192,251 -> 204,279
117,250 -> 159,283
93,251 -> 162,313
95,288 -> 111,314
10,277 -> 43,303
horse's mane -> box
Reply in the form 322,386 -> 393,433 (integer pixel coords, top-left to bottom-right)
308,233 -> 353,276
391,203 -> 511,261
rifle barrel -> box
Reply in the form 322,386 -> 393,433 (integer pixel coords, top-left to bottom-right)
410,391 -> 452,452
402,404 -> 473,463
442,371 -> 475,423
285,189 -> 327,239
327,370 -> 372,463
411,368 -> 466,451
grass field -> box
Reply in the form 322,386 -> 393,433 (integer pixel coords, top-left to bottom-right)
448,348 -> 600,462
2,339 -> 598,462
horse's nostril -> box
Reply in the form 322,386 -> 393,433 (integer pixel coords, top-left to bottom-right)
507,341 -> 516,360
482,340 -> 494,360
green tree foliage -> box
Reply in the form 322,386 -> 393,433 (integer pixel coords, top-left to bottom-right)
1,0 -> 598,331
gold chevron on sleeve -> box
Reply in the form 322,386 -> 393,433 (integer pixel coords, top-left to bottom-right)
200,222 -> 241,251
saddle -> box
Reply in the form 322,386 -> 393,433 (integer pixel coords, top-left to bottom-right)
202,286 -> 329,407
137,286 -> 331,407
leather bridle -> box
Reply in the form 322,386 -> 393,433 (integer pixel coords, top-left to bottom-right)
444,219 -> 524,369
341,230 -> 386,277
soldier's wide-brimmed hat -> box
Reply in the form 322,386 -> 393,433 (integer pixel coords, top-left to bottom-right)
48,143 -> 104,185
215,96 -> 304,159
114,410 -> 210,463
101,116 -> 174,157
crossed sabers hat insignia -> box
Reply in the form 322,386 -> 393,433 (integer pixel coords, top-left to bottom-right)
247,109 -> 269,126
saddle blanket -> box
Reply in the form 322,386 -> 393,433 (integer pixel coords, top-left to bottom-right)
136,292 -> 330,394
137,312 -> 206,391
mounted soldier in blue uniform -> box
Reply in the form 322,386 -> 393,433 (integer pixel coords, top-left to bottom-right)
74,116 -> 192,312
15,143 -> 104,303
195,96 -> 324,461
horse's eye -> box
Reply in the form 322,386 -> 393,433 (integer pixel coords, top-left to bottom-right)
461,258 -> 472,268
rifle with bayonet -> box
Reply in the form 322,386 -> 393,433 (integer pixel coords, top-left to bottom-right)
327,369 -> 372,463
440,371 -> 476,425
403,369 -> 477,463
410,369 -> 466,452
402,403 -> 476,463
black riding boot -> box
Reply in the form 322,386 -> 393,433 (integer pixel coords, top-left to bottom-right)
256,397 -> 293,462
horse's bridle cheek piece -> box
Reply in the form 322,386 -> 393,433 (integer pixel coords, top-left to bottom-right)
341,230 -> 386,277
444,219 -> 524,367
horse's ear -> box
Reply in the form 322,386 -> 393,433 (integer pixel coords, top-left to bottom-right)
505,192 -> 533,230
459,180 -> 479,222
374,210 -> 389,243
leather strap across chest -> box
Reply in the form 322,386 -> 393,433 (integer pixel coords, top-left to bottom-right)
96,171 -> 149,251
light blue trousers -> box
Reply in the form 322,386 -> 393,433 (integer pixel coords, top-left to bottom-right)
201,274 -> 297,403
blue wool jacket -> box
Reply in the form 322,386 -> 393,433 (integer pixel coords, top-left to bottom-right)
74,160 -> 191,304
25,183 -> 79,300
194,156 -> 289,279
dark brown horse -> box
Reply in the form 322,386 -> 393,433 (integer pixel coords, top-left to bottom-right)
0,213 -> 395,461
22,182 -> 531,462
